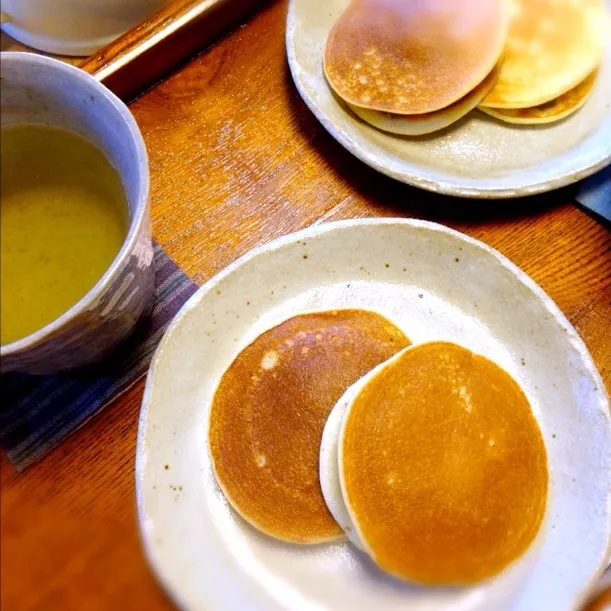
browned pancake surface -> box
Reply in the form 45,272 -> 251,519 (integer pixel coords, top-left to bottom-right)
209,309 -> 410,543
480,69 -> 598,124
481,0 -> 606,108
341,341 -> 548,583
349,58 -> 501,135
324,0 -> 507,114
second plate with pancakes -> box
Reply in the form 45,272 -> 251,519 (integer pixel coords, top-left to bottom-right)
287,0 -> 611,197
137,219 -> 610,611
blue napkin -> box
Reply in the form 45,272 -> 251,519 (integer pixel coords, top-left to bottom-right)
575,165 -> 611,222
0,243 -> 197,470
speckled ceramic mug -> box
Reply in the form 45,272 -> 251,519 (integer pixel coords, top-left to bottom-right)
0,53 -> 154,374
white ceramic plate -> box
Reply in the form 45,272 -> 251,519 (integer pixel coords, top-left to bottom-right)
285,0 -> 611,198
136,219 -> 610,611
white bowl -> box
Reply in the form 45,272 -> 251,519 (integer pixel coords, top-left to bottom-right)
1,0 -> 170,56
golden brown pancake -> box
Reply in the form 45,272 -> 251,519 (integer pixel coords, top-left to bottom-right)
479,69 -> 598,124
481,0 -> 607,109
324,0 -> 508,114
208,309 -> 410,543
340,341 -> 548,584
347,59 -> 501,136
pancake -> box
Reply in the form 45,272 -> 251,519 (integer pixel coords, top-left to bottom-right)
339,341 -> 549,584
324,0 -> 508,114
481,0 -> 607,109
208,309 -> 410,544
319,381 -> 365,550
479,69 -> 598,124
347,59 -> 501,136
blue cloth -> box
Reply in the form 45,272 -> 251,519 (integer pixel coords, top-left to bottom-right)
0,244 -> 197,470
575,165 -> 611,222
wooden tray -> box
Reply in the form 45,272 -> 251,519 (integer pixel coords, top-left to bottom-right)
2,0 -> 266,100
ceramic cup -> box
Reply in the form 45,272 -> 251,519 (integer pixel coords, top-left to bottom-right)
0,52 -> 155,374
1,0 -> 170,57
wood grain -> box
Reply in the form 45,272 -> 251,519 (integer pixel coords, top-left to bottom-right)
80,0 -> 267,101
582,585 -> 611,611
1,1 -> 610,609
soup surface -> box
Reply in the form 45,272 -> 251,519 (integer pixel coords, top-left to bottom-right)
0,124 -> 128,345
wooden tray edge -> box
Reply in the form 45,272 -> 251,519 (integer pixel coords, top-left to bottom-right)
79,0 -> 267,101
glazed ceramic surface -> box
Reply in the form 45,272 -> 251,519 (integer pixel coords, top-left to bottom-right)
137,219 -> 610,611
0,53 -> 154,374
1,0 -> 170,56
286,0 -> 611,198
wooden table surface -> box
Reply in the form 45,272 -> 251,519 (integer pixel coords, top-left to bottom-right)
1,1 -> 610,609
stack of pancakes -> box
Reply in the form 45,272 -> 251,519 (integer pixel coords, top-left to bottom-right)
323,0 -> 607,135
208,309 -> 549,585
478,0 -> 606,124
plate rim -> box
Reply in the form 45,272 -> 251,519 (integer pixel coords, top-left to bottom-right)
136,218 -> 611,611
285,0 -> 611,199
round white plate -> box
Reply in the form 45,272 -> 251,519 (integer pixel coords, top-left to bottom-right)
136,219 -> 610,611
285,0 -> 611,198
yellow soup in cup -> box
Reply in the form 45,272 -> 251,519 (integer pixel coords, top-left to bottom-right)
1,124 -> 129,346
